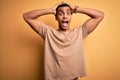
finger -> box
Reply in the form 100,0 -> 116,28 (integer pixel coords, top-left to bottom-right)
68,3 -> 75,10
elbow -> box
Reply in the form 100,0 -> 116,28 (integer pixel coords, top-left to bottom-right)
99,11 -> 104,20
23,13 -> 28,21
95,11 -> 104,21
23,13 -> 32,23
23,12 -> 35,22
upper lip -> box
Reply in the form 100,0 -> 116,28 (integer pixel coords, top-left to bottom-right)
62,20 -> 68,23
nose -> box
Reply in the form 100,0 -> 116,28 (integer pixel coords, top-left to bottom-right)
63,13 -> 67,19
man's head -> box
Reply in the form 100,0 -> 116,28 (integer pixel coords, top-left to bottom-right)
55,3 -> 73,31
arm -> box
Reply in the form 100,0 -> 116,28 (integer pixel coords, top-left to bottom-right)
73,6 -> 104,34
23,2 -> 64,33
23,9 -> 54,33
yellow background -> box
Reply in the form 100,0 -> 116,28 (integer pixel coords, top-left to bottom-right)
1,0 -> 120,80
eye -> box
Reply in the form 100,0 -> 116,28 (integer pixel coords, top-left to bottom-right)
58,12 -> 64,16
66,11 -> 71,15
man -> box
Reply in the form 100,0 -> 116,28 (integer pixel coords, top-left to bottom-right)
23,2 -> 104,80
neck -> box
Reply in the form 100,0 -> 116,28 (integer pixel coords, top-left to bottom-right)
58,28 -> 71,32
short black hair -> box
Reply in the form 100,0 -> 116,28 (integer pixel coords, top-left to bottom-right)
56,3 -> 72,16
56,3 -> 71,12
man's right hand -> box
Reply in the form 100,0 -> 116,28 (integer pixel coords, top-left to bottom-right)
50,2 -> 65,15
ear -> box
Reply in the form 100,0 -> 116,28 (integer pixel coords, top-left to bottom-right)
55,15 -> 58,20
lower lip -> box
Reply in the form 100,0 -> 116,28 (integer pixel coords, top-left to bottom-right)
63,23 -> 68,27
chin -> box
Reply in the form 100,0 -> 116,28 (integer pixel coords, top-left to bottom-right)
61,27 -> 69,31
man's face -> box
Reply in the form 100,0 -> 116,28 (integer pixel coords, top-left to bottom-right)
56,6 -> 72,31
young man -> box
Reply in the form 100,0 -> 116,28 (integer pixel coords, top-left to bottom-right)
23,2 -> 104,80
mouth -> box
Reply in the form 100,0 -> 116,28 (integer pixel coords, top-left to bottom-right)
62,21 -> 68,23
61,20 -> 69,27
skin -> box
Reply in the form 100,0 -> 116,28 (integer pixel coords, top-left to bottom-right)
23,2 -> 104,33
23,2 -> 104,79
56,6 -> 72,31
23,2 -> 104,34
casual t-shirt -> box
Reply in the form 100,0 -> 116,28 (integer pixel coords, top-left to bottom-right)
38,22 -> 88,80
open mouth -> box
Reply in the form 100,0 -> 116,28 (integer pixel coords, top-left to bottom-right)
61,20 -> 69,27
62,21 -> 68,23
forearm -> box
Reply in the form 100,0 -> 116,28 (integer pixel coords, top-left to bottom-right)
23,8 -> 54,19
75,6 -> 104,18
72,6 -> 104,33
23,2 -> 63,33
23,8 -> 54,33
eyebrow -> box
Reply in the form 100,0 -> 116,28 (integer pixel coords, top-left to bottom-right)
58,9 -> 71,13
58,10 -> 64,12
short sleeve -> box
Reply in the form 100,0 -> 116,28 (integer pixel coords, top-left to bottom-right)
38,22 -> 49,39
82,24 -> 88,39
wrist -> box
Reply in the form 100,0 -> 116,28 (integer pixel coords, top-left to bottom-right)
75,6 -> 82,13
73,6 -> 80,13
48,8 -> 56,15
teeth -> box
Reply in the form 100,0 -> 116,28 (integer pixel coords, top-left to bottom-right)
62,21 -> 68,23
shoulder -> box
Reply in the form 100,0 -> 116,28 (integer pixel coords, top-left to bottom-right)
38,22 -> 56,38
72,24 -> 88,39
72,25 -> 82,32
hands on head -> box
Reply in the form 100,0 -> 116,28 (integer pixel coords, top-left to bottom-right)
51,2 -> 79,15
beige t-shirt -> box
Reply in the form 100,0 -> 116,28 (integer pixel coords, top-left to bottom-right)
38,22 -> 88,80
